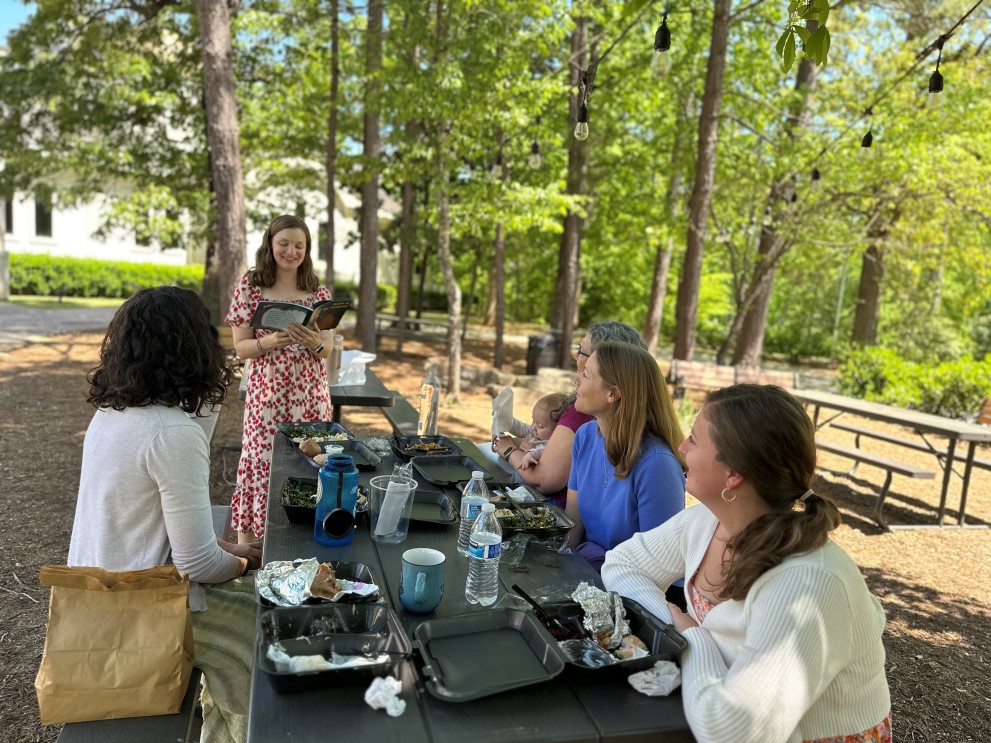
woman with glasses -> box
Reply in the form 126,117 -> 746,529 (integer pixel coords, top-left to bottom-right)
492,321 -> 647,507
566,341 -> 686,574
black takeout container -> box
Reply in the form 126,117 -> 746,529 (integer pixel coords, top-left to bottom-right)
391,435 -> 463,461
257,603 -> 410,694
540,595 -> 687,674
278,477 -> 318,524
495,501 -> 575,539
415,609 -> 565,702
409,489 -> 458,524
411,455 -> 505,486
277,420 -> 353,442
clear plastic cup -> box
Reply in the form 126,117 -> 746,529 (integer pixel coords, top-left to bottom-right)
369,475 -> 417,544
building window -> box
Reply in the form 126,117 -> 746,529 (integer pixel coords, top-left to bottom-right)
3,198 -> 11,234
35,189 -> 53,237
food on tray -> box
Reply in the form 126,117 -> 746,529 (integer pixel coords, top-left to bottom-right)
403,441 -> 451,454
500,507 -> 557,529
313,453 -> 329,466
615,634 -> 648,660
494,507 -> 514,518
299,438 -> 323,457
309,562 -> 341,599
280,479 -> 317,508
282,423 -> 351,443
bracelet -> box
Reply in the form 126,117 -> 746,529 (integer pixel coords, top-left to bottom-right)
502,446 -> 517,461
313,343 -> 324,355
256,338 -> 265,355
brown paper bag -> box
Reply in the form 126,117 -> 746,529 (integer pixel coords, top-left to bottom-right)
34,565 -> 194,725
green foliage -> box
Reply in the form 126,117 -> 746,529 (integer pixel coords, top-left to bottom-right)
777,0 -> 831,72
9,254 -> 203,298
837,347 -> 991,418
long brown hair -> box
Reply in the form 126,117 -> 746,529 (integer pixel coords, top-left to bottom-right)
247,214 -> 319,292
594,342 -> 685,478
703,384 -> 841,600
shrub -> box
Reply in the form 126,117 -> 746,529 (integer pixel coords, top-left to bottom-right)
9,254 -> 203,298
837,346 -> 991,418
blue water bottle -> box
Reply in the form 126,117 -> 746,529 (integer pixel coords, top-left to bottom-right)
314,454 -> 359,547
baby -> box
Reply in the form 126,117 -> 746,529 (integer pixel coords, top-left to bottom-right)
505,392 -> 570,472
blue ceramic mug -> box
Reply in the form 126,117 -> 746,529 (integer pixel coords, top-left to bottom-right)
399,548 -> 445,614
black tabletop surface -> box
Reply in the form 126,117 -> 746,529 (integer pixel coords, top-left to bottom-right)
248,434 -> 693,742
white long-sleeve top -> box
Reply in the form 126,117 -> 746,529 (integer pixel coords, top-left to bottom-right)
602,506 -> 890,743
69,406 -> 241,609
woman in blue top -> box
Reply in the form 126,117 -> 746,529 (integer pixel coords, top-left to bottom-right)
566,341 -> 686,574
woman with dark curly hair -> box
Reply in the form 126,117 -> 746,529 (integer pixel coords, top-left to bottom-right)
603,385 -> 891,743
226,215 -> 335,542
69,286 -> 261,743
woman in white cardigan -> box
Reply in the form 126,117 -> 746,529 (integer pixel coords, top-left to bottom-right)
602,385 -> 891,743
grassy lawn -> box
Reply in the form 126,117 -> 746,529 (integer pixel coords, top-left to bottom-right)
6,295 -> 126,310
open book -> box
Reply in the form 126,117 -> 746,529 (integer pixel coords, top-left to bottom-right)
249,299 -> 351,332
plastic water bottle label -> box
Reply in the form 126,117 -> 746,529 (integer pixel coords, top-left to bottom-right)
468,538 -> 501,560
464,502 -> 483,523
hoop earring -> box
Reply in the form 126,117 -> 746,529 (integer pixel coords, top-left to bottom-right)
721,488 -> 737,503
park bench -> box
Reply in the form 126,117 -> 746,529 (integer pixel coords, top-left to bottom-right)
374,313 -> 450,348
814,439 -> 935,530
666,359 -> 798,399
381,391 -> 420,437
56,507 -> 232,742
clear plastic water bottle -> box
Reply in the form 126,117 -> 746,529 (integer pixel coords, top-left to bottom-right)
457,471 -> 490,556
466,502 -> 502,606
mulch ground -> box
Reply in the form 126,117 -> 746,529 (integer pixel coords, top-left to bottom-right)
1,330 -> 988,742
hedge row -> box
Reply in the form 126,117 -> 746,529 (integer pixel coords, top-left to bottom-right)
9,254 -> 204,298
837,347 -> 991,419
6,253 -> 448,312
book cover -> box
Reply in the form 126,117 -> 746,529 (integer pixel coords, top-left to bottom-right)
249,299 -> 351,332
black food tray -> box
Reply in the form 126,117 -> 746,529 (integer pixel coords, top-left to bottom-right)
256,560 -> 380,607
415,609 -> 565,701
496,502 -> 575,539
409,489 -> 458,525
488,484 -> 549,504
391,435 -> 463,461
306,438 -> 382,470
278,477 -> 318,524
277,420 -> 354,442
541,596 -> 686,674
411,455 -> 502,486
257,603 -> 410,693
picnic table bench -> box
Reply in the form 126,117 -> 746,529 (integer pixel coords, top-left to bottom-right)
666,359 -> 796,399
374,313 -> 451,345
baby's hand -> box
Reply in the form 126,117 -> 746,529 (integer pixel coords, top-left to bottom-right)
518,451 -> 537,470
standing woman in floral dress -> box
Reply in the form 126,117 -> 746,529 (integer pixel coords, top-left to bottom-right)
226,215 -> 335,543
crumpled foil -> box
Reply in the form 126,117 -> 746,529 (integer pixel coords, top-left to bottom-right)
571,582 -> 629,650
257,558 -> 379,606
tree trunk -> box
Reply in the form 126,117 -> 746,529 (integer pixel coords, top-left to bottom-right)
492,220 -> 506,368
552,16 -> 589,368
644,91 -> 694,355
852,243 -> 885,345
673,0 -> 731,361
395,176 -> 416,358
0,200 -> 9,300
324,0 -> 340,288
356,0 -> 383,352
436,159 -> 462,401
730,47 -> 820,367
195,0 -> 247,323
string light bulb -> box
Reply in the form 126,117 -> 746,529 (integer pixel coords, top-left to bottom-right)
654,13 -> 671,53
574,103 -> 589,141
929,38 -> 945,94
528,141 -> 541,169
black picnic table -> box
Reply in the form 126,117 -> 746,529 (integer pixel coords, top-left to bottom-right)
247,433 -> 694,742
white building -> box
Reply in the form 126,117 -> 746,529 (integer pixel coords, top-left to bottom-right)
1,180 -> 401,285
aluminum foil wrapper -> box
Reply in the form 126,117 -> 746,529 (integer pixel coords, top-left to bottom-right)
257,558 -> 379,606
571,582 -> 630,650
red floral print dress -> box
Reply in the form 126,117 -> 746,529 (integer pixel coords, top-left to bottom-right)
225,277 -> 332,537
688,575 -> 892,743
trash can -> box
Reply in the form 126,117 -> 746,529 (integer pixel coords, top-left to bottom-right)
526,333 -> 561,375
